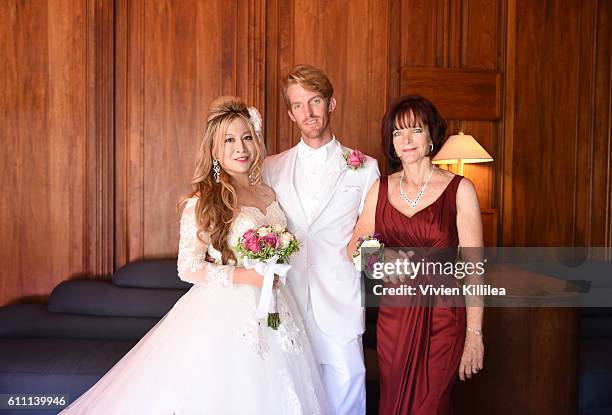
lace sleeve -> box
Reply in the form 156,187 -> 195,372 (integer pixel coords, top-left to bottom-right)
177,198 -> 235,288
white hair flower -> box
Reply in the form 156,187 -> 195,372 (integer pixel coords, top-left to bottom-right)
247,107 -> 262,137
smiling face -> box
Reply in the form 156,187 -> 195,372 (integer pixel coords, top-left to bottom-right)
392,110 -> 432,163
286,83 -> 336,144
217,117 -> 256,177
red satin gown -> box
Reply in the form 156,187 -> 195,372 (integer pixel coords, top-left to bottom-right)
375,175 -> 467,415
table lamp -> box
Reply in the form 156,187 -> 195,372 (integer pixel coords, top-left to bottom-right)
432,132 -> 493,175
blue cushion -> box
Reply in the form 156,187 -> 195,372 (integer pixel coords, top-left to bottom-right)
581,307 -> 612,318
0,338 -> 136,411
48,280 -> 187,317
112,259 -> 191,289
581,315 -> 612,338
580,338 -> 612,413
581,409 -> 612,415
0,304 -> 159,340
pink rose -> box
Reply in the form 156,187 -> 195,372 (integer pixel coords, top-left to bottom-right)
243,229 -> 256,240
262,234 -> 280,249
347,150 -> 366,168
244,236 -> 261,253
366,254 -> 380,271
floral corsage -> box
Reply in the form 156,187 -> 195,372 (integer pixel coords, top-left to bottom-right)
352,235 -> 384,272
343,149 -> 367,169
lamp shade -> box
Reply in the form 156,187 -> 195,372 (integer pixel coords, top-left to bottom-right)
432,132 -> 493,165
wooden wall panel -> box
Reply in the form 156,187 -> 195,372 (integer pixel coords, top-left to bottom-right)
3,0 -> 610,304
0,0 -> 114,306
142,0 -> 226,258
264,0 -> 389,162
398,0 -> 502,216
400,68 -> 502,120
509,0 -> 581,246
114,0 -> 266,266
400,0 -> 439,66
590,0 -> 611,249
503,0 -> 611,247
461,0 -> 502,212
462,0 -> 499,69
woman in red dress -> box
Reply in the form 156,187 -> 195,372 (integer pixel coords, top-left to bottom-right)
349,96 -> 485,414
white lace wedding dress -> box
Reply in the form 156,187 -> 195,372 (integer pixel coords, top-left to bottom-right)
60,197 -> 329,415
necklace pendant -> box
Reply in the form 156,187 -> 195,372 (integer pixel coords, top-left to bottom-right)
399,165 -> 435,211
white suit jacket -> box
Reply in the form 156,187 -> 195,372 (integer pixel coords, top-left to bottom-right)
263,143 -> 380,343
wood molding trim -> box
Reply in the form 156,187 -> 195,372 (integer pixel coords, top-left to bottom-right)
264,0 -> 295,155
573,0 -> 598,246
114,0 -> 145,267
481,208 -> 498,246
500,0 -> 516,246
87,0 -> 115,276
238,0 -> 266,111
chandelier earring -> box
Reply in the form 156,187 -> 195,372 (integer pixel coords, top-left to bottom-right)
248,169 -> 257,186
212,158 -> 221,183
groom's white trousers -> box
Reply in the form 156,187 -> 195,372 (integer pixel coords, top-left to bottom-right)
305,303 -> 366,415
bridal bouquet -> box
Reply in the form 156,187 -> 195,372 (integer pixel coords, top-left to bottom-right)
234,225 -> 300,329
352,235 -> 385,272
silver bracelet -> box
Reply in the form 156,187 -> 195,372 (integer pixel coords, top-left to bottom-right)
466,326 -> 483,336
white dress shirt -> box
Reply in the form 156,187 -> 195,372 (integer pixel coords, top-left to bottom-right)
294,137 -> 340,222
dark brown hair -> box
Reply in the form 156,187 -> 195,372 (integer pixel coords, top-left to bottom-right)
381,95 -> 447,170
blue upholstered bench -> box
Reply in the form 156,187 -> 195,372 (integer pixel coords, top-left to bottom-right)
580,307 -> 612,415
0,259 -> 189,414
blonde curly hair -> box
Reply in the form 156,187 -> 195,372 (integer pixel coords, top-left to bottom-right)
178,96 -> 265,264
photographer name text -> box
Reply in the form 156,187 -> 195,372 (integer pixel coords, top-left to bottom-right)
373,284 -> 506,296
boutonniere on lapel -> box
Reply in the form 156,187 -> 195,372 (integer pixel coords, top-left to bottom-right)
343,149 -> 367,170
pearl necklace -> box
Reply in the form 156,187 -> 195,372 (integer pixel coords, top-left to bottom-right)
399,165 -> 435,209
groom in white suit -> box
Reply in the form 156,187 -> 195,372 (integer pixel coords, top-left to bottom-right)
263,64 -> 379,415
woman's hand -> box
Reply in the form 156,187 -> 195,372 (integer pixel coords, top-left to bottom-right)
380,249 -> 414,284
233,268 -> 264,287
255,275 -> 281,289
458,330 -> 484,381
233,268 -> 280,288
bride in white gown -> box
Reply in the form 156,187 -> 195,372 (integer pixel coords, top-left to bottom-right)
60,97 -> 329,414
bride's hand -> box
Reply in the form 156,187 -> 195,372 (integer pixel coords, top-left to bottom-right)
233,268 -> 282,289
233,268 -> 265,287
254,273 -> 280,289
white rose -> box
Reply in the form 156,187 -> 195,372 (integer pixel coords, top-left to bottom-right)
281,233 -> 292,248
257,227 -> 269,237
272,224 -> 284,233
360,239 -> 381,249
352,254 -> 363,271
